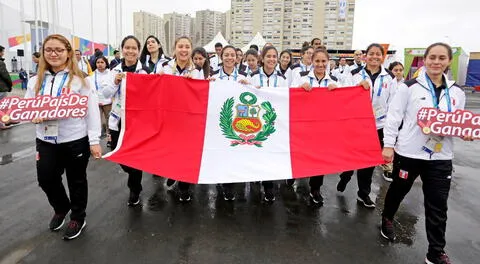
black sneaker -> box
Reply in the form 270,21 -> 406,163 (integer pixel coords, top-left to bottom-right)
49,213 -> 66,231
357,195 -> 376,208
383,171 -> 393,182
179,191 -> 191,202
309,190 -> 324,204
166,179 -> 176,191
63,220 -> 86,240
285,179 -> 295,187
264,189 -> 275,202
380,217 -> 396,242
223,190 -> 235,201
425,253 -> 451,264
127,192 -> 141,207
337,177 -> 350,192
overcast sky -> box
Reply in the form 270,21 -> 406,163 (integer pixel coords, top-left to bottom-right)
2,0 -> 479,54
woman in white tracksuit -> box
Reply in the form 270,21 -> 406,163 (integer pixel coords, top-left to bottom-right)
335,43 -> 396,209
382,61 -> 406,182
247,46 -> 288,202
103,35 -> 150,207
210,45 -> 249,201
289,49 -> 339,205
87,56 -> 112,141
26,34 -> 101,240
154,36 -> 204,202
285,45 -> 314,87
380,43 -> 471,264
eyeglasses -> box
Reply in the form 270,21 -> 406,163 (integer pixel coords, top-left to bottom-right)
44,48 -> 67,55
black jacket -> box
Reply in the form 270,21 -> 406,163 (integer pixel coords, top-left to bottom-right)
0,58 -> 13,92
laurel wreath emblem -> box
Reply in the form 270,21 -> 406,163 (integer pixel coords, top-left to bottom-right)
219,93 -> 277,147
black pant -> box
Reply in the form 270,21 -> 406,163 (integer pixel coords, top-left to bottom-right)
382,153 -> 452,258
309,175 -> 324,191
339,129 -> 384,199
36,137 -> 90,222
110,130 -> 143,194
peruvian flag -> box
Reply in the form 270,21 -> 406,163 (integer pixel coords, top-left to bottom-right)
104,74 -> 384,184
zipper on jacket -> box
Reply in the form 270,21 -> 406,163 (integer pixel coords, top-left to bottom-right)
49,74 -> 57,96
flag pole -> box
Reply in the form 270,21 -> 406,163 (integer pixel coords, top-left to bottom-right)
70,0 -> 75,46
90,0 -> 94,55
106,0 -> 110,57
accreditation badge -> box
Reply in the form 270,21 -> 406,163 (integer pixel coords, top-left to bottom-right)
43,121 -> 59,141
422,135 -> 444,154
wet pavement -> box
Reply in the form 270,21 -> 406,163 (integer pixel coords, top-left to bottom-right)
1,93 -> 479,264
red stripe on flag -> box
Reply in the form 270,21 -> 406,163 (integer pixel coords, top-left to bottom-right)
105,74 -> 209,183
289,87 -> 384,178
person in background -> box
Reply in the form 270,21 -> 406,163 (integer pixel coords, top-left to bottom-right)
389,61 -> 405,85
276,50 -> 292,76
0,45 -> 13,129
381,61 -> 405,182
249,44 -> 259,53
192,47 -> 211,79
11,56 -> 18,72
311,38 -> 322,50
210,42 -> 223,72
349,49 -> 365,72
380,43 -> 470,264
25,34 -> 101,240
109,50 -> 121,69
19,68 -> 28,90
329,60 -> 337,72
86,56 -> 112,140
235,48 -> 246,72
75,50 -> 91,76
332,57 -> 349,86
140,35 -> 169,73
286,45 -> 314,86
89,48 -> 103,71
244,49 -> 259,76
32,52 -> 40,74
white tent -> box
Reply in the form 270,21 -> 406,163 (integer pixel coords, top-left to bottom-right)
203,32 -> 230,53
241,32 -> 267,53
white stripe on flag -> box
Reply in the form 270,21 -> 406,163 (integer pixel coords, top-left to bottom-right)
198,80 -> 293,184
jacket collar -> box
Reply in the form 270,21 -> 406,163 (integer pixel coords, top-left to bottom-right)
308,70 -> 334,81
416,71 -> 455,90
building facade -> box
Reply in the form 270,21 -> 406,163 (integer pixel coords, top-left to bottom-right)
164,12 -> 193,55
194,9 -> 226,47
133,11 -> 166,49
230,0 -> 355,50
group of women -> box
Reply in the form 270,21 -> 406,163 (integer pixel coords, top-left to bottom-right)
19,32 -> 473,264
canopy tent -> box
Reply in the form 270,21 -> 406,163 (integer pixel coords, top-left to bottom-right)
203,32 -> 230,53
404,47 -> 469,85
241,32 -> 267,53
466,52 -> 480,87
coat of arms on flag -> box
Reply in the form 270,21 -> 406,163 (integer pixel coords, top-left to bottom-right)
220,92 -> 276,147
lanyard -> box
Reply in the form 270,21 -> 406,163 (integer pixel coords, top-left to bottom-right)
94,71 -> 100,90
362,69 -> 384,98
40,73 -> 68,96
259,68 -> 278,87
219,67 -> 238,81
153,60 -> 160,73
426,74 -> 451,112
309,76 -> 328,87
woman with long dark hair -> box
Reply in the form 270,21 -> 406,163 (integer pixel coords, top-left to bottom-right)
139,35 -> 169,73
